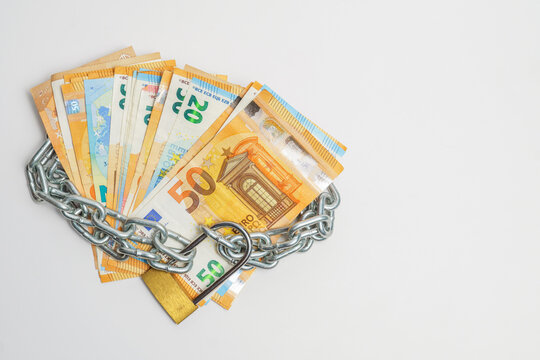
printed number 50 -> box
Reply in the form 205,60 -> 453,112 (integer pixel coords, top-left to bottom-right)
168,167 -> 216,213
196,260 -> 225,287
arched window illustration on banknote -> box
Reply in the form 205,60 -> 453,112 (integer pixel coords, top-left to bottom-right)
217,137 -> 300,227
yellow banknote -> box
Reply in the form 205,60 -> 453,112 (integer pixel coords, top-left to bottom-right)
30,81 -> 74,182
30,47 -> 137,192
112,60 -> 176,216
100,62 -> 176,275
138,72 -> 244,208
131,88 -> 343,315
132,81 -> 261,216
62,77 -> 140,281
121,70 -> 173,215
49,53 -> 161,192
61,80 -> 93,198
59,58 -> 164,279
31,47 -> 137,277
107,61 -> 172,216
119,68 -> 171,214
62,69 -> 116,199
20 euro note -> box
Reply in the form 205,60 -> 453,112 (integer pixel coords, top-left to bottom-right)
145,76 -> 244,200
31,47 -> 137,191
129,67 -> 231,213
131,88 -> 343,316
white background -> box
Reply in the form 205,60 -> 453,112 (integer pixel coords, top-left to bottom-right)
1,0 -> 539,359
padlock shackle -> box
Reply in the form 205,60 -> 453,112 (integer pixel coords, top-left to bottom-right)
188,221 -> 253,305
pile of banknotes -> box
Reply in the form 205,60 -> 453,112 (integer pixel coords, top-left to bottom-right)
31,46 -> 346,311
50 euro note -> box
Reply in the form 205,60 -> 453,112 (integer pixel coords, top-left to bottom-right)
30,46 -> 137,189
134,81 -> 347,307
132,88 -> 343,320
126,67 -> 233,214
260,85 -> 347,158
139,81 -> 346,214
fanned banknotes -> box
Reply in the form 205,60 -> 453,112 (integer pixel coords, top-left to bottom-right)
30,47 -> 346,314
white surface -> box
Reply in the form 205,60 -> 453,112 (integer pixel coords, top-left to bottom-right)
1,0 -> 539,359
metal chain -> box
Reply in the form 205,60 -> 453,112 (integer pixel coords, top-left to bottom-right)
26,139 -> 340,273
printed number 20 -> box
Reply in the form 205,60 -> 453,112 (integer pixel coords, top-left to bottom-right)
196,260 -> 225,287
184,95 -> 208,124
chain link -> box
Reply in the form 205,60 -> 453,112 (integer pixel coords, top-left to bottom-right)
26,139 -> 340,273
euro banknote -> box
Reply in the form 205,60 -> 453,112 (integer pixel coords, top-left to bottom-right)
60,64 -> 146,279
31,47 -> 140,279
50,53 -> 160,190
61,80 -> 93,198
114,60 -> 175,215
260,85 -> 347,157
62,69 -> 116,199
130,88 -> 343,310
31,49 -> 347,310
62,79 -> 140,281
101,62 -> 175,275
128,68 -> 237,213
119,70 -> 164,212
107,61 -> 168,216
128,81 -> 347,307
49,50 -> 148,193
59,58 -> 164,279
62,74 -> 142,281
85,76 -> 114,204
137,81 -> 346,215
30,47 -> 136,187
145,76 -> 244,199
121,70 -> 173,215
